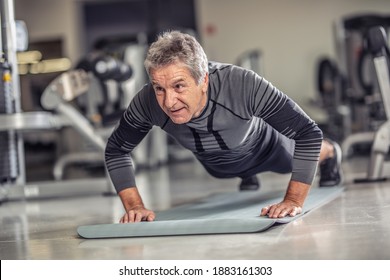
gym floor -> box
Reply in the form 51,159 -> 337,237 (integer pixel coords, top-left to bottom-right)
1,156 -> 390,260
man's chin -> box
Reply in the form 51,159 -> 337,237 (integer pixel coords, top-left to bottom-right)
171,119 -> 188,124
169,116 -> 190,124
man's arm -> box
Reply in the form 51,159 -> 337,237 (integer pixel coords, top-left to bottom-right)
104,86 -> 159,223
240,71 -> 321,218
118,187 -> 155,223
260,180 -> 310,218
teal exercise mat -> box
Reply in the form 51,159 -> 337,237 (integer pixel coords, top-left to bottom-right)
77,186 -> 343,239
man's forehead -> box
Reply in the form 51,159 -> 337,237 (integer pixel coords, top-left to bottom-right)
151,64 -> 192,83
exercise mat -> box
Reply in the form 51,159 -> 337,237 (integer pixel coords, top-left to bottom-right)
77,186 -> 343,239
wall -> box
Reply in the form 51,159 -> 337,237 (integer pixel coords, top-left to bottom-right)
14,0 -> 84,63
196,0 -> 390,114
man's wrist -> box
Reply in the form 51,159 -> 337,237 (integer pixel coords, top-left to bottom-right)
283,180 -> 311,207
118,187 -> 145,211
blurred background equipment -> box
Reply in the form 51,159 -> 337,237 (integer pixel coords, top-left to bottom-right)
1,0 -> 25,189
316,13 -> 390,182
0,0 -> 115,202
352,26 -> 390,182
316,14 -> 390,143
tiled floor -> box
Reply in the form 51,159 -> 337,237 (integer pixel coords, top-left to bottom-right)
1,156 -> 390,260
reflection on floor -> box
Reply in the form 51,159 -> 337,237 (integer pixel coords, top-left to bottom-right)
1,157 -> 390,260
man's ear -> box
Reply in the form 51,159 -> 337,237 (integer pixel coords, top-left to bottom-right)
202,73 -> 209,93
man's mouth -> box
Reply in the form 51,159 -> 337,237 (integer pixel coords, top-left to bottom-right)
170,108 -> 185,114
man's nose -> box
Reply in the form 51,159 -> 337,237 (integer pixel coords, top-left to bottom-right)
165,89 -> 177,109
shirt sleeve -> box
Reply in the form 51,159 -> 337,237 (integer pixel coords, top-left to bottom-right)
244,68 -> 323,184
104,86 -> 154,193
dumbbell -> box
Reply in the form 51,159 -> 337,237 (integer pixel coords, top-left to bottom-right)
92,55 -> 133,82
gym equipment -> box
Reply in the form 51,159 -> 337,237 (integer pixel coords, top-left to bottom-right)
40,69 -> 108,180
316,57 -> 351,142
316,14 -> 390,182
0,0 -> 116,202
0,58 -> 19,184
317,14 -> 390,143
77,52 -> 133,83
0,69 -> 116,201
78,186 -> 344,239
350,26 -> 390,182
47,53 -> 133,180
0,0 -> 27,191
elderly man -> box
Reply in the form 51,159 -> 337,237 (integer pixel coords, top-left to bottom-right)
105,31 -> 342,223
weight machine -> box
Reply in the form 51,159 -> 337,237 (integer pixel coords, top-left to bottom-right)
347,26 -> 390,182
0,0 -> 115,202
316,14 -> 390,182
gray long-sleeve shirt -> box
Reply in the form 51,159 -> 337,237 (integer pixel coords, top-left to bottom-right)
105,62 -> 323,193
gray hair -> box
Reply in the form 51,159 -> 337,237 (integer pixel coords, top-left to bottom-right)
144,31 -> 208,85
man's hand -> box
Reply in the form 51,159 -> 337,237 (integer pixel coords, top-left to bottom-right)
260,180 -> 310,219
120,205 -> 155,223
260,200 -> 302,218
118,187 -> 155,223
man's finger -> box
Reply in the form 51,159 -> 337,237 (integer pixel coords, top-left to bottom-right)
278,208 -> 289,218
260,206 -> 269,216
120,209 -> 156,223
120,213 -> 129,223
268,204 -> 280,218
127,210 -> 135,222
147,212 -> 155,221
261,204 -> 277,216
135,211 -> 144,222
289,206 -> 302,217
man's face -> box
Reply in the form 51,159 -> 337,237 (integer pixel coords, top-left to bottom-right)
150,63 -> 208,124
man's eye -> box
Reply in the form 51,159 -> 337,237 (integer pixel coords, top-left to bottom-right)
175,84 -> 184,90
155,86 -> 164,92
